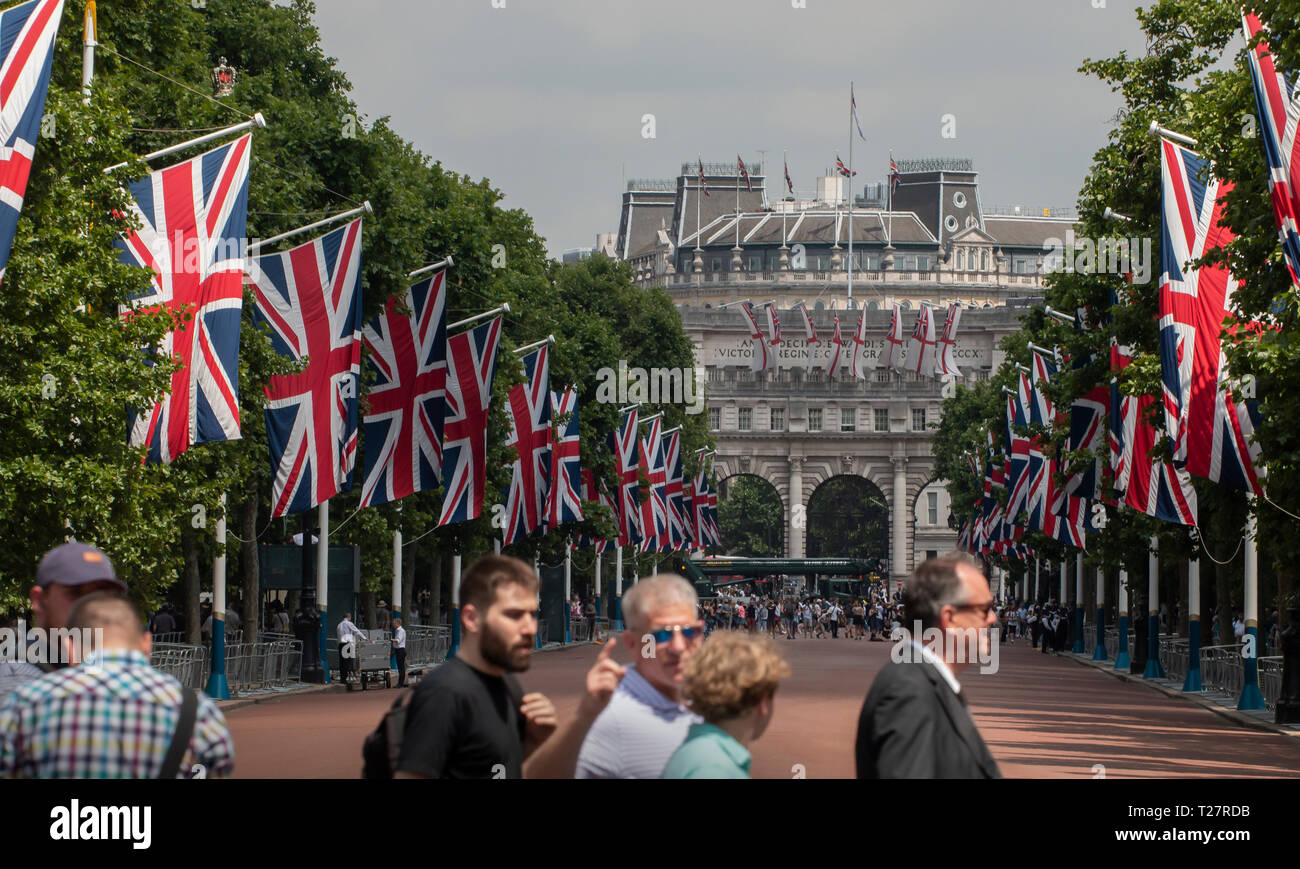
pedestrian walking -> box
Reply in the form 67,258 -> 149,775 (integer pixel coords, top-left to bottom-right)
392,617 -> 407,687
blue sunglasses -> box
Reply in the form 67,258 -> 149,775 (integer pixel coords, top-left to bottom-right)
649,624 -> 702,644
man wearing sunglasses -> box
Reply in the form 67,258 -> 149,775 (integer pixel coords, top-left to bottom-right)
854,553 -> 1002,779
576,574 -> 704,778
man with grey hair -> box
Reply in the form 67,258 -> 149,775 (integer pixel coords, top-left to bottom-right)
575,574 -> 704,778
854,553 -> 1001,779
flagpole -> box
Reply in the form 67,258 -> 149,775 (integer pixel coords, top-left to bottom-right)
448,303 -> 510,331
245,201 -> 373,255
847,82 -> 854,304
104,114 -> 268,174
82,1 -> 97,104
316,500 -> 331,684
780,149 -> 790,270
205,493 -> 230,700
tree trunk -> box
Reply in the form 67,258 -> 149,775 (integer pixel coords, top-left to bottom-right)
240,477 -> 260,639
431,550 -> 443,627
360,590 -> 376,631
183,531 -> 201,645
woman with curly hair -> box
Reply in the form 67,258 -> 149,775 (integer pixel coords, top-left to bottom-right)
660,632 -> 790,779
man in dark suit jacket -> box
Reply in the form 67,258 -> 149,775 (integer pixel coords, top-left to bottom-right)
855,553 -> 1002,779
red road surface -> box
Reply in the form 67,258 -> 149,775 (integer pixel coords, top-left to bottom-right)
224,635 -> 1300,778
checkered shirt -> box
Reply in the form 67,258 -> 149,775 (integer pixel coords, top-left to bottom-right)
0,649 -> 234,779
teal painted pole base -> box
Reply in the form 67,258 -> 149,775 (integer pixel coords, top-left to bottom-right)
564,608 -> 571,645
205,618 -> 230,700
614,596 -> 623,631
1092,607 -> 1107,661
1238,625 -> 1266,711
390,608 -> 400,669
448,607 -> 461,659
1114,616 -> 1130,670
594,596 -> 602,628
318,613 -> 331,684
1143,615 -> 1165,679
1072,609 -> 1085,654
1183,619 -> 1202,692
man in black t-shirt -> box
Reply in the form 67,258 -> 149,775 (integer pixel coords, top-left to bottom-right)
395,554 -> 625,779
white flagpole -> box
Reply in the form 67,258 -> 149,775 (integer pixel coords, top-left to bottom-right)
409,256 -> 454,280
317,500 -> 330,682
392,530 -> 402,620
81,1 -> 97,104
448,303 -> 510,331
246,202 -> 373,255
104,114 -> 268,174
847,82 -> 854,304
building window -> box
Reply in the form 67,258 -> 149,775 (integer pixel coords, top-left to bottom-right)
916,255 -> 930,270
708,407 -> 721,430
841,408 -> 855,432
712,258 -> 723,272
749,257 -> 762,271
738,408 -> 753,431
771,407 -> 786,431
926,550 -> 938,561
912,408 -> 927,431
957,248 -> 965,270
981,249 -> 988,270
808,409 -> 823,432
928,492 -> 938,525
874,408 -> 889,432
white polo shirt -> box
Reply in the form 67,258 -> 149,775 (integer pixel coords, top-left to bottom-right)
576,663 -> 701,779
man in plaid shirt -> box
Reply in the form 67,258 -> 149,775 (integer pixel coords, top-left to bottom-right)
0,593 -> 234,778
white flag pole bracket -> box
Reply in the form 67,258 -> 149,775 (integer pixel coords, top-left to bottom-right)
246,201 -> 372,256
105,113 -> 267,174
448,303 -> 509,331
1147,121 -> 1197,147
512,334 -> 555,356
409,256 -> 455,279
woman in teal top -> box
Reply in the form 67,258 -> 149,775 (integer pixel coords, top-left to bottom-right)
662,631 -> 790,779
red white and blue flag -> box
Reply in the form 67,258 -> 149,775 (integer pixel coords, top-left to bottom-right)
576,468 -> 613,553
1243,11 -> 1300,291
784,155 -> 794,195
889,154 -> 902,195
251,218 -> 363,516
934,303 -> 963,377
851,85 -> 866,141
0,0 -> 62,284
1003,375 -> 1032,533
609,409 -> 642,546
834,154 -> 856,178
1157,137 -> 1265,495
663,428 -> 687,550
545,387 -> 582,528
117,134 -> 252,464
737,155 -> 752,191
359,271 -> 447,508
698,156 -> 709,198
437,316 -> 503,526
764,304 -> 781,357
502,345 -> 551,544
639,417 -> 668,553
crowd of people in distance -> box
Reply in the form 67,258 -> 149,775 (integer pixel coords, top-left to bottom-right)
996,601 -> 1074,655
700,582 -> 905,643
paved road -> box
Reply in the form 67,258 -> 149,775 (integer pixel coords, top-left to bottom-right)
224,635 -> 1300,778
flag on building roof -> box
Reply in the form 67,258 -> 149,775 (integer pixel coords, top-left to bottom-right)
697,155 -> 709,197
116,133 -> 251,464
437,316 -> 503,526
737,154 -> 752,191
834,154 -> 856,178
0,0 -> 64,286
889,154 -> 902,195
251,218 -> 363,517
784,154 -> 794,195
851,85 -> 866,141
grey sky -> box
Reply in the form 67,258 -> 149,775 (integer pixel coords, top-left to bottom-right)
309,0 -> 1150,257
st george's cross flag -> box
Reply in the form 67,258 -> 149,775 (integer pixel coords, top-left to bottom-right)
826,314 -> 844,378
1112,340 -> 1197,526
882,303 -> 907,371
250,218 -> 363,517
1243,11 -> 1300,291
737,301 -> 772,371
905,305 -> 938,376
1157,137 -> 1265,495
545,387 -> 582,528
117,134 -> 251,464
359,270 -> 446,508
609,409 -> 642,546
934,303 -> 963,377
850,312 -> 870,380
639,417 -> 669,553
0,0 -> 62,285
764,304 -> 781,359
794,302 -> 818,373
502,345 -> 551,545
437,316 -> 503,526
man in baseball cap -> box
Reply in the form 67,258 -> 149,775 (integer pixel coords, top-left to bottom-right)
0,542 -> 127,701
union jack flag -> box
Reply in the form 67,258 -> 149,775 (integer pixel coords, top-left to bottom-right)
834,154 -> 856,178
700,453 -> 720,546
1064,347 -> 1108,504
889,154 -> 902,195
737,155 -> 752,191
934,303 -> 963,377
0,0 -> 62,285
850,312 -> 870,379
1157,137 -> 1265,495
737,301 -> 771,372
1111,341 -> 1197,525
681,475 -> 698,551
826,314 -> 844,377
1044,496 -> 1092,550
698,156 -> 709,198
905,305 -> 937,376
784,155 -> 794,195
882,303 -> 906,371
1003,376 -> 1032,533
662,428 -> 687,550
576,468 -> 613,553
117,134 -> 252,464
1025,353 -> 1056,530
545,387 -> 582,527
639,417 -> 668,553
251,219 -> 363,517
1244,11 -> 1300,290
359,271 -> 446,508
502,346 -> 551,544
851,85 -> 866,141
692,454 -> 711,549
609,409 -> 642,546
437,316 -> 503,526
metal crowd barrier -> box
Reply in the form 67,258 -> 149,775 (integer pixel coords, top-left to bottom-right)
593,617 -> 612,641
1258,656 -> 1283,710
1159,637 -> 1189,685
150,643 -> 209,691
571,619 -> 591,644
220,640 -> 303,695
405,625 -> 450,667
1199,644 -> 1244,698
152,631 -> 186,644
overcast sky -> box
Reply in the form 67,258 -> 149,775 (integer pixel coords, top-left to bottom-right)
308,0 -> 1151,257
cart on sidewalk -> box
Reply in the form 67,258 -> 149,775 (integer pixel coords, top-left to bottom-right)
353,631 -> 393,690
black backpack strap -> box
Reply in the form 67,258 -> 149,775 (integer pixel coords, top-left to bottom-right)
159,687 -> 199,779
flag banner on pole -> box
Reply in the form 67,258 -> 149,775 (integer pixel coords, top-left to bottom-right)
663,429 -> 687,550
1243,11 -> 1300,291
705,454 -> 720,545
1157,137 -> 1265,496
697,156 -> 709,197
784,156 -> 794,195
693,458 -> 711,549
1064,343 -> 1107,504
502,345 -> 551,545
764,304 -> 781,357
934,303 -> 963,377
882,303 -> 906,371
1111,341 -> 1197,526
795,303 -> 818,373
889,155 -> 902,194
437,316 -> 503,526
1004,374 -> 1032,533
737,301 -> 772,371
638,416 -> 668,553
905,305 -> 937,376
609,409 -> 642,546
1044,496 -> 1092,550
826,314 -> 844,377
1028,350 -> 1061,521
682,475 -> 697,551
359,270 -> 447,508
117,133 -> 251,464
851,85 -> 866,141
834,154 -> 856,178
545,388 -> 582,528
576,468 -> 612,552
0,0 -> 63,284
737,154 -> 752,191
251,218 -> 363,516
850,313 -> 870,380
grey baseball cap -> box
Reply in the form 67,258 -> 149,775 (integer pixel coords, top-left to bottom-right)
36,542 -> 126,591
